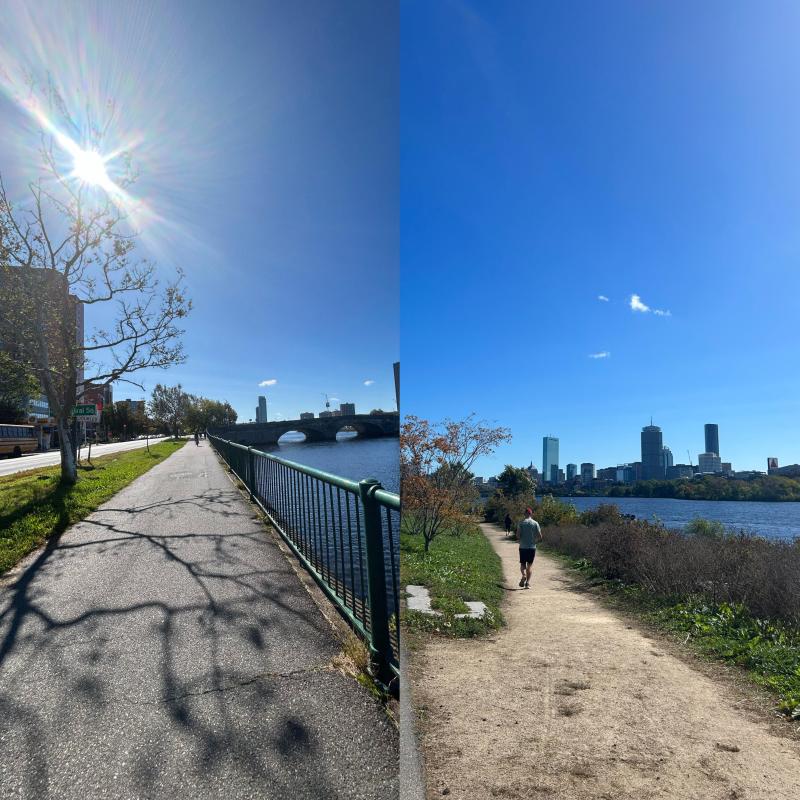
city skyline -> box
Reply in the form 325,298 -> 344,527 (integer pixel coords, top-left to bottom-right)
482,418 -> 783,483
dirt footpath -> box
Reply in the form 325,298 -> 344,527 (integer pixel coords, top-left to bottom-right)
410,523 -> 800,800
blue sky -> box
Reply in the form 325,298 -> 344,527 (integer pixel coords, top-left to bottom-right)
401,0 -> 800,476
0,0 -> 398,421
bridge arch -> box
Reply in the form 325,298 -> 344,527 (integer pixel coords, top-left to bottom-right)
276,426 -> 329,443
333,420 -> 387,439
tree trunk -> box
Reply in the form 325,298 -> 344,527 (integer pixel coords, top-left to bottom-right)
57,418 -> 77,485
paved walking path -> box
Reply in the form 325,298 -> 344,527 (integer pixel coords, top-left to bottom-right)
410,523 -> 800,800
0,441 -> 398,799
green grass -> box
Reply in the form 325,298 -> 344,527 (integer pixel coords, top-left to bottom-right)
543,547 -> 800,720
401,523 -> 504,636
0,440 -> 186,575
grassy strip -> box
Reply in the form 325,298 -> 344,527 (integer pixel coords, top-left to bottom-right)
0,440 -> 186,575
401,523 -> 504,636
543,546 -> 800,720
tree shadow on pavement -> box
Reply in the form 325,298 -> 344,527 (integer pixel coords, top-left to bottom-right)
0,486 -> 348,799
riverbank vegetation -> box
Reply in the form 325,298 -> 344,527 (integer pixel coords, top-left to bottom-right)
0,440 -> 185,575
519,500 -> 800,718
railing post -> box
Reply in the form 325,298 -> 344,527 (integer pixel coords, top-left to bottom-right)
247,446 -> 256,498
359,477 -> 391,686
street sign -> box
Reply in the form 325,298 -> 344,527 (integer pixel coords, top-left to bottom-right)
72,404 -> 97,417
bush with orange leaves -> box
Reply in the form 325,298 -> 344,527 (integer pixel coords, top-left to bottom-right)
401,414 -> 511,551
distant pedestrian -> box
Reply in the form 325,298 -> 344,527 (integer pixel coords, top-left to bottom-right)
504,513 -> 513,537
194,431 -> 200,446
517,507 -> 543,589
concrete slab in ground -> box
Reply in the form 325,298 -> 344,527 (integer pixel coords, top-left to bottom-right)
405,585 -> 487,619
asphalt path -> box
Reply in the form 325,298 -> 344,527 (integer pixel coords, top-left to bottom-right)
0,440 -> 398,799
0,436 -> 170,477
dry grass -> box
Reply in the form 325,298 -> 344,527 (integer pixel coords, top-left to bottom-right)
544,512 -> 800,625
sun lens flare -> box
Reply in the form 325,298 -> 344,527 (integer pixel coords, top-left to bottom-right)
72,148 -> 113,190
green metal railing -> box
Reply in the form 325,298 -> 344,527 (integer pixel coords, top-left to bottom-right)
208,434 -> 400,692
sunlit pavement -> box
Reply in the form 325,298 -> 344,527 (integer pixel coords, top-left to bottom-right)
0,436 -> 170,478
0,441 -> 398,799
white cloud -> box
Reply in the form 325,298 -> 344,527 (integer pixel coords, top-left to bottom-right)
258,379 -> 277,387
598,295 -> 609,302
630,294 -> 671,317
363,379 -> 375,386
589,351 -> 610,359
329,397 -> 340,404
630,294 -> 650,312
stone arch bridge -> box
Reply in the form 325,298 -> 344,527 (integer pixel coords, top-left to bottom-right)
209,413 -> 399,446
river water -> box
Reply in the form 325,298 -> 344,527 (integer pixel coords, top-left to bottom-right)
559,495 -> 800,542
259,431 -> 398,492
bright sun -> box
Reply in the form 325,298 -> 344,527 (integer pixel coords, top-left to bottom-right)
72,148 -> 112,188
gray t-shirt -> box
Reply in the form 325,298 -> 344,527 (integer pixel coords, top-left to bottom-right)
517,518 -> 541,549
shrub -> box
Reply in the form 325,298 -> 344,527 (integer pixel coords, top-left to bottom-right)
685,517 -> 727,538
542,518 -> 800,625
579,503 -> 626,527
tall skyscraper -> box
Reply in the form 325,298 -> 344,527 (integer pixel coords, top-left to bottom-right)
704,424 -> 719,457
542,436 -> 559,484
641,423 -> 664,480
256,395 -> 267,423
660,446 -> 674,471
580,463 -> 595,483
566,463 -> 578,480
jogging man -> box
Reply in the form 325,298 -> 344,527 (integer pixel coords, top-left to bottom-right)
517,507 -> 543,589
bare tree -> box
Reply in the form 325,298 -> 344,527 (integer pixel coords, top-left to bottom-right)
0,89 -> 190,484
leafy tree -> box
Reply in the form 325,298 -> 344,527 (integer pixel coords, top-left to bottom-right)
149,384 -> 191,437
185,396 -> 237,431
104,401 -> 150,439
0,85 -> 190,484
0,351 -> 38,422
401,414 -> 511,551
496,465 -> 536,497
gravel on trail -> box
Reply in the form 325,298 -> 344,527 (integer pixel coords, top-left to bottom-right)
410,523 -> 800,800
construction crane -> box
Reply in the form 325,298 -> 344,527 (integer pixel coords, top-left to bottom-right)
687,449 -> 693,469
322,393 -> 331,411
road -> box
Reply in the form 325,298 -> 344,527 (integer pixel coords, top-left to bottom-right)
0,436 -> 169,477
410,522 -> 800,800
0,440 -> 398,799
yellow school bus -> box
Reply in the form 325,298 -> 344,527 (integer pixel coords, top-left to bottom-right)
0,424 -> 38,457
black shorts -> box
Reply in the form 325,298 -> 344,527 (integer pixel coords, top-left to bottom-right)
519,548 -> 536,565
